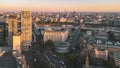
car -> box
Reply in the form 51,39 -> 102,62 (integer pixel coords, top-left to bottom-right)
70,37 -> 73,39
33,58 -> 37,62
61,66 -> 63,68
106,42 -> 113,45
72,48 -> 75,50
61,61 -> 64,64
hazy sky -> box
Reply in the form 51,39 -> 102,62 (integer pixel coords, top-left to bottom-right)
0,0 -> 120,12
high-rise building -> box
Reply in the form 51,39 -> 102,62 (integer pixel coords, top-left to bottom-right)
21,11 -> 32,46
7,15 -> 18,35
0,23 -> 5,45
7,15 -> 18,46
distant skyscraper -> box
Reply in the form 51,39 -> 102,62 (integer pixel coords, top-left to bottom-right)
7,15 -> 18,46
21,11 -> 32,46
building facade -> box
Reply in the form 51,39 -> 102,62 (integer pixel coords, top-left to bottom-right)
21,11 -> 32,46
55,42 -> 70,53
113,53 -> 120,67
13,34 -> 22,54
0,23 -> 5,45
94,48 -> 108,60
44,30 -> 69,43
7,15 -> 18,46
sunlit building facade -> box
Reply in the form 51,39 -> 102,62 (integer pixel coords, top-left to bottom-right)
44,30 -> 69,43
7,15 -> 18,46
94,48 -> 108,60
13,34 -> 22,54
21,11 -> 32,47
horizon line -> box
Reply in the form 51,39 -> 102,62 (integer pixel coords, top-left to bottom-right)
0,9 -> 120,13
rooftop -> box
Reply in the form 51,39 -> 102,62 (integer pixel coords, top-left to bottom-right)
8,15 -> 17,19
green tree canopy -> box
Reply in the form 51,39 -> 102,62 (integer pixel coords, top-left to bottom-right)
66,53 -> 77,68
45,40 -> 54,47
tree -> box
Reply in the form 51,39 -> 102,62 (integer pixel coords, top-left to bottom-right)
45,40 -> 54,47
105,56 -> 115,68
71,28 -> 76,32
39,39 -> 44,49
66,53 -> 77,68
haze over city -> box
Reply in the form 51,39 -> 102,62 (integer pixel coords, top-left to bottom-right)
0,0 -> 120,12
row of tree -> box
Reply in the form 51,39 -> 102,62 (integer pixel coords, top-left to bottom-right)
39,39 -> 55,49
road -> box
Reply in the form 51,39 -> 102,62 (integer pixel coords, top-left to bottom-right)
21,23 -> 49,68
67,22 -> 84,49
31,23 -> 49,68
43,48 -> 63,68
32,22 -> 85,68
0,46 -> 17,68
33,22 -> 65,68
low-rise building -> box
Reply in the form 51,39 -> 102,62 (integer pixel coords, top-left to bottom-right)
60,17 -> 66,22
44,30 -> 69,43
86,30 -> 92,36
55,42 -> 70,53
94,48 -> 108,60
113,53 -> 120,67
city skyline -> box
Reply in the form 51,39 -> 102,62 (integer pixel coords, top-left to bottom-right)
0,0 -> 120,12
0,3 -> 120,68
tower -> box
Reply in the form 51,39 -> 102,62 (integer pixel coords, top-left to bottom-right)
7,15 -> 18,46
85,54 -> 89,68
21,10 -> 32,47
